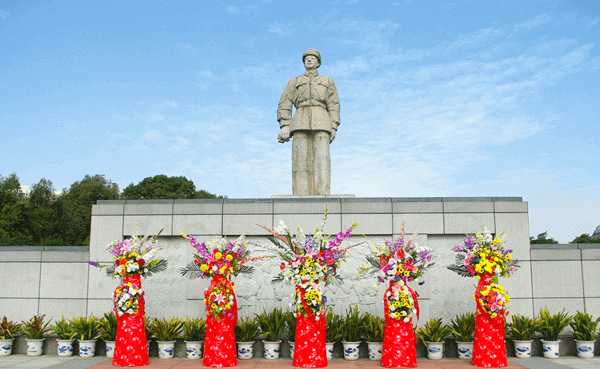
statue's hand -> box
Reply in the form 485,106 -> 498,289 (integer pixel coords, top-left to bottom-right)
278,126 -> 290,143
330,129 -> 336,143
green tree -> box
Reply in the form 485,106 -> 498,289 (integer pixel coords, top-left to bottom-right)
27,178 -> 62,245
55,175 -> 120,246
530,231 -> 559,244
0,173 -> 29,241
122,175 -> 223,200
571,234 -> 600,244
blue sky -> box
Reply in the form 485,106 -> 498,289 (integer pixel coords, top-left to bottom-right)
1,0 -> 598,243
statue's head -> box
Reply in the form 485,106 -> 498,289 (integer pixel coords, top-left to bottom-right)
302,49 -> 321,69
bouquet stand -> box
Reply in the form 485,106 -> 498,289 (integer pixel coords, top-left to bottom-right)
293,290 -> 326,368
113,275 -> 149,367
381,280 -> 418,368
203,276 -> 238,368
472,273 -> 507,368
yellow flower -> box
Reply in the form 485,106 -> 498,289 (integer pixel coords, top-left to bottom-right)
492,239 -> 501,246
200,264 -> 209,272
215,252 -> 222,260
226,254 -> 233,261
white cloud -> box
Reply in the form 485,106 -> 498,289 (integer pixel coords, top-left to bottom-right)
512,14 -> 552,33
268,22 -> 295,37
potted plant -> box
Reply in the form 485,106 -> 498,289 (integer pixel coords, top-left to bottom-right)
50,316 -> 76,357
536,307 -> 571,359
99,312 -> 118,358
325,308 -> 343,360
256,308 -> 285,360
507,314 -> 542,359
183,317 -> 206,360
235,317 -> 260,360
416,318 -> 451,360
362,313 -> 385,361
283,312 -> 296,359
145,316 -> 153,355
448,312 -> 475,360
71,315 -> 102,357
570,311 -> 599,359
22,315 -> 52,356
340,306 -> 366,360
148,317 -> 184,359
0,317 -> 21,356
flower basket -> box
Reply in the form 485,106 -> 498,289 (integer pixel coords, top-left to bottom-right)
448,228 -> 520,368
261,209 -> 360,368
180,231 -> 268,367
90,227 -> 168,367
359,224 -> 434,368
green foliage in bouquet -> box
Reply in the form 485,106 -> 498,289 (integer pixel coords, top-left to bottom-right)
21,315 -> 52,340
235,317 -> 261,342
341,306 -> 367,342
416,318 -> 451,343
448,312 -> 475,342
50,316 -> 76,341
325,308 -> 343,343
70,315 -> 102,341
362,313 -> 385,343
507,314 -> 542,341
99,312 -> 118,341
183,317 -> 207,342
570,311 -> 600,341
284,311 -> 297,341
0,317 -> 21,339
537,307 -> 572,341
148,317 -> 184,342
256,308 -> 285,342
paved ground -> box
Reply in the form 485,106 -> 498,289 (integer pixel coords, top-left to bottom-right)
2,356 -> 600,369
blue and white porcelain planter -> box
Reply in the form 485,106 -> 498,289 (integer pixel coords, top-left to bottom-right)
56,339 -> 74,357
157,341 -> 176,359
513,340 -> 532,359
79,340 -> 97,357
342,341 -> 360,360
237,341 -> 254,360
541,340 -> 560,359
0,338 -> 14,356
456,341 -> 473,360
263,340 -> 281,360
26,338 -> 44,356
326,342 -> 334,360
575,340 -> 595,359
104,341 -> 115,358
367,342 -> 383,360
289,341 -> 295,359
426,341 -> 444,360
185,341 -> 203,360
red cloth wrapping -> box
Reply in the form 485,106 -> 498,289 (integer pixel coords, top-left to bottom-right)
381,280 -> 418,368
203,276 -> 238,368
472,273 -> 507,368
113,274 -> 149,367
293,310 -> 326,367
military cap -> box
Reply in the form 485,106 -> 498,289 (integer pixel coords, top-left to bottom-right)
302,49 -> 321,64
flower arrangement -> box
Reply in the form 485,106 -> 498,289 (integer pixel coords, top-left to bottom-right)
204,277 -> 235,321
113,281 -> 144,316
358,222 -> 435,290
386,283 -> 417,322
89,227 -> 168,278
262,209 -> 360,318
475,282 -> 509,319
448,228 -> 518,280
180,232 -> 267,279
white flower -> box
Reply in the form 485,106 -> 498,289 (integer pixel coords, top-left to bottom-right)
275,220 -> 288,234
293,313 -> 297,318
403,318 -> 410,323
373,284 -> 380,292
386,291 -> 391,297
390,313 -> 395,319
315,316 -> 320,321
390,306 -> 396,311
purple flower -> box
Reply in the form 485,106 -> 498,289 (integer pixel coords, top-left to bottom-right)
88,261 -> 99,268
452,244 -> 466,253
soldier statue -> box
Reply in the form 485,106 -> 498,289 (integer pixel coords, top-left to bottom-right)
277,49 -> 340,195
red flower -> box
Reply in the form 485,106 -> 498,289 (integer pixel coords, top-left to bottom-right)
138,259 -> 145,266
327,259 -> 335,266
194,260 -> 201,264
332,266 -> 337,274
280,262 -> 286,270
119,258 -> 127,265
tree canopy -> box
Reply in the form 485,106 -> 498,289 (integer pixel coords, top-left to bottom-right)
122,175 -> 223,200
529,231 -> 559,244
571,234 -> 600,244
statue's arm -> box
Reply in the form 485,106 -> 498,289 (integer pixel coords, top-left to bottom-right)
277,78 -> 295,143
326,77 -> 340,131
